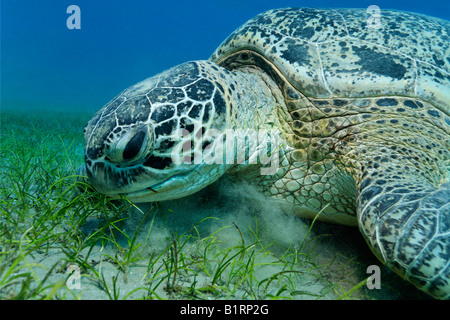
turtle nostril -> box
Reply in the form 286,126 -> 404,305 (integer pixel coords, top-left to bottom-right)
123,129 -> 147,160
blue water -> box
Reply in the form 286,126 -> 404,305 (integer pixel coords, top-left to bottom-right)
1,0 -> 449,112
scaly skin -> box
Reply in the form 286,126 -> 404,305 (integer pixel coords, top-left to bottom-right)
83,61 -> 283,201
83,8 -> 450,298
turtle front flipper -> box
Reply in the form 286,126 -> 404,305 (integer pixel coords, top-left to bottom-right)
358,172 -> 449,299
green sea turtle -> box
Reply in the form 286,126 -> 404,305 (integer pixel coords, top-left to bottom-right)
81,8 -> 450,299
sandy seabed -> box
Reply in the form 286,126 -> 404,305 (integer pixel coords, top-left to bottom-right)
20,178 -> 429,300
0,109 -> 430,300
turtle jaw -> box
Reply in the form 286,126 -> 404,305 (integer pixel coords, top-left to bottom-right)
86,163 -> 229,203
114,166 -> 203,202
123,164 -> 230,202
83,163 -> 189,202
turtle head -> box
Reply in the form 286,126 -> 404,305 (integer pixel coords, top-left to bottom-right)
83,61 -> 232,202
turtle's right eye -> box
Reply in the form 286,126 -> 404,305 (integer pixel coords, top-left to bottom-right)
123,129 -> 146,161
106,125 -> 153,165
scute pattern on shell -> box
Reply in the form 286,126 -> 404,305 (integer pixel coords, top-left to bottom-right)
211,8 -> 450,113
83,7 -> 450,299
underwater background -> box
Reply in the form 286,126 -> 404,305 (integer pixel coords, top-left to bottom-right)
1,0 -> 448,114
1,0 -> 448,301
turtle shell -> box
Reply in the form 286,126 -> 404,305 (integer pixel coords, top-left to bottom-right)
210,8 -> 450,114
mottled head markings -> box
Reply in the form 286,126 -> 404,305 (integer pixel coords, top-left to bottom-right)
83,61 -> 231,199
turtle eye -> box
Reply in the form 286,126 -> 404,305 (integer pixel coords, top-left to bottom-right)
123,129 -> 146,161
106,125 -> 153,164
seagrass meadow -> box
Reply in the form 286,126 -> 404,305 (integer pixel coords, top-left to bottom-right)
0,109 -> 430,300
